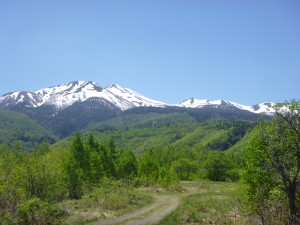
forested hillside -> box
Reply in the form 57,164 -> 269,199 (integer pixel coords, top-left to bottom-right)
0,112 -> 255,224
0,110 -> 57,151
87,114 -> 255,156
1,101 -> 298,225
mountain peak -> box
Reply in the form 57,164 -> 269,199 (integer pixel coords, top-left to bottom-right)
0,81 -> 276,115
107,83 -> 121,89
177,97 -> 275,115
0,81 -> 168,111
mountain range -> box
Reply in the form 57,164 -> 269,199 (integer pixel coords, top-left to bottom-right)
0,80 -> 275,113
0,81 -> 275,137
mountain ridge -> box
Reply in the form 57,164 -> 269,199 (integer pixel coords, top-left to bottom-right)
0,80 -> 275,115
0,80 -> 276,137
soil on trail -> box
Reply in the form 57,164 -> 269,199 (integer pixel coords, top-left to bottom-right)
93,193 -> 180,225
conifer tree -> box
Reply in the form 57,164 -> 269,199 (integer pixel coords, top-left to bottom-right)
138,150 -> 159,185
65,131 -> 85,199
108,136 -> 118,161
117,150 -> 138,181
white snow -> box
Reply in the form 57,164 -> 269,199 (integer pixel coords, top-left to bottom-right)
177,98 -> 276,115
178,98 -> 224,108
0,81 -> 276,115
0,81 -> 167,111
102,84 -> 167,110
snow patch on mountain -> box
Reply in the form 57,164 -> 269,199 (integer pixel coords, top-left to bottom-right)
102,84 -> 167,110
0,81 -> 277,115
178,98 -> 276,115
0,81 -> 167,111
178,98 -> 224,108
34,81 -> 104,108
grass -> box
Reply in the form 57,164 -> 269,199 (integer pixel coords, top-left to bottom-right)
56,180 -> 153,225
158,180 -> 254,225
56,180 -> 257,225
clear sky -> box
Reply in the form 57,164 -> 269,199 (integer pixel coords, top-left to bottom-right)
0,0 -> 299,105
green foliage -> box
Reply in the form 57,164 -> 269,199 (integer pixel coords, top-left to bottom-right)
70,132 -> 86,170
107,135 -> 118,160
158,167 -> 179,188
171,158 -> 197,180
117,150 -> 138,181
0,112 -> 258,224
159,181 -> 246,225
137,150 -> 159,186
0,110 -> 57,151
18,197 -> 65,225
207,121 -> 255,151
64,132 -> 87,199
87,112 -> 197,131
203,151 -> 231,181
64,156 -> 84,199
90,120 -> 254,157
64,132 -> 118,198
17,154 -> 62,200
243,101 -> 300,224
0,143 -> 66,224
0,182 -> 25,224
91,178 -> 141,210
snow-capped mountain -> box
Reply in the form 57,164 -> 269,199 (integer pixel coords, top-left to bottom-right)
0,81 -> 279,137
101,83 -> 166,110
178,98 -> 275,115
0,81 -> 276,115
0,81 -> 167,111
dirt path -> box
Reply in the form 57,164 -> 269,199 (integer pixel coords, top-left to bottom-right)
93,193 -> 180,225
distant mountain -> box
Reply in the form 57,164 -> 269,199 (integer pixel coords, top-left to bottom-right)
0,81 -> 276,137
178,98 -> 275,115
0,81 -> 275,114
0,81 -> 167,111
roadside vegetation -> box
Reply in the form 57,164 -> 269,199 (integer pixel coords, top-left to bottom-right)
159,181 -> 248,225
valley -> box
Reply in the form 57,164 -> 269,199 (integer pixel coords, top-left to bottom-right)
0,82 -> 298,224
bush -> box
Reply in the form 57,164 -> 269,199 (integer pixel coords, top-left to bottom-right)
203,151 -> 231,181
90,179 -> 140,210
18,198 -> 66,225
226,169 -> 241,182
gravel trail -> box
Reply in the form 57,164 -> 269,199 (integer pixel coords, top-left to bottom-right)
93,193 -> 180,225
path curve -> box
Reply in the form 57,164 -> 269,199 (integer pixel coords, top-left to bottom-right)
93,193 -> 180,225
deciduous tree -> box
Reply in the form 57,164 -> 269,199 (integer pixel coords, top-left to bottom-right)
244,101 -> 300,224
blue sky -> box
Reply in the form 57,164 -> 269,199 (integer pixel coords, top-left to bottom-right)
0,0 -> 299,105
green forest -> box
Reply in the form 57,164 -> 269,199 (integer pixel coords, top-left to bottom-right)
0,101 -> 299,225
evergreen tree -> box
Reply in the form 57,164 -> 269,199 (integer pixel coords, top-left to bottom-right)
98,143 -> 116,178
108,136 -> 118,161
64,155 -> 83,199
71,131 -> 87,170
117,150 -> 138,181
86,133 -> 104,185
138,150 -> 159,185
64,132 -> 85,199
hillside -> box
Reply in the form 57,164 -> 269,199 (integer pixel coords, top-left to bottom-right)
0,110 -> 57,150
83,116 -> 255,156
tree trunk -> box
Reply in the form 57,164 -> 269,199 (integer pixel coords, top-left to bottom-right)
287,182 -> 298,225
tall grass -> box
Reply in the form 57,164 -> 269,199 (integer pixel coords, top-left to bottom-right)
159,181 -> 252,225
57,179 -> 152,225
